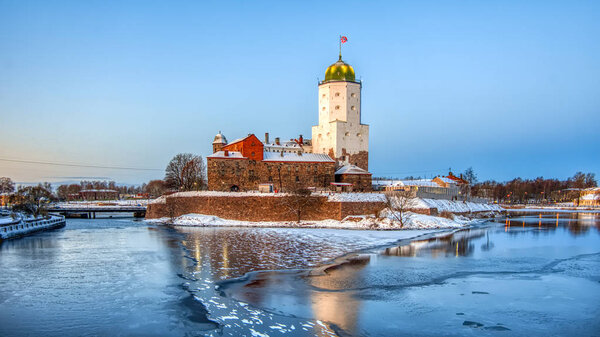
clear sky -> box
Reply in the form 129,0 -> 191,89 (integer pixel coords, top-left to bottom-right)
1,0 -> 599,185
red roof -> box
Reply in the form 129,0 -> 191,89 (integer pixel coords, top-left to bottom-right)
446,173 -> 469,185
222,134 -> 264,161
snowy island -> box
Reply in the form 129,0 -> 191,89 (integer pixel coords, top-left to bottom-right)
146,192 -> 503,230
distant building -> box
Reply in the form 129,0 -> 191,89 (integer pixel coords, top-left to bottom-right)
72,189 -> 119,201
373,172 -> 469,200
576,187 -> 600,207
0,193 -> 9,207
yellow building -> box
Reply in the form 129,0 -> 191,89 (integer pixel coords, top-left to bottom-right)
577,187 -> 600,207
0,193 -> 9,207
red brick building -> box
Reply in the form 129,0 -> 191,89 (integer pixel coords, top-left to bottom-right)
207,133 -> 337,192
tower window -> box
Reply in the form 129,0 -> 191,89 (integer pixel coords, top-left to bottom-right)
351,106 -> 356,110
345,132 -> 349,136
335,105 -> 340,110
322,94 -> 326,98
335,92 -> 340,97
322,106 -> 326,111
351,93 -> 356,98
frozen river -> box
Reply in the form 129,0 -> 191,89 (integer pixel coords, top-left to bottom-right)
0,212 -> 599,336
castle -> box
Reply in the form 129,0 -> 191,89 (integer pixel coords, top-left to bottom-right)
207,51 -> 372,192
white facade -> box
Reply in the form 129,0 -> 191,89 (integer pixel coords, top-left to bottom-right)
311,81 -> 369,167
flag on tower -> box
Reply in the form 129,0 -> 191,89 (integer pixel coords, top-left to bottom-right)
341,36 -> 348,43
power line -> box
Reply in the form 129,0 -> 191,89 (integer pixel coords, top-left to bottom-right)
0,157 -> 163,171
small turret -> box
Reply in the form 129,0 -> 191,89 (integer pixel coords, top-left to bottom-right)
212,131 -> 228,153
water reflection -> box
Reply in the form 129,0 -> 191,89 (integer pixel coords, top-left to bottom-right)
175,227 -> 397,280
219,213 -> 600,336
503,212 -> 600,237
383,229 -> 485,258
309,256 -> 369,334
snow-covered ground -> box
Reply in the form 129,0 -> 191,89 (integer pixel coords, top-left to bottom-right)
413,198 -> 503,213
147,208 -> 495,231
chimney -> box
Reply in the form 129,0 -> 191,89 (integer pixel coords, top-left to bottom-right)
299,134 -> 303,143
275,137 -> 280,145
264,132 -> 269,144
224,150 -> 229,157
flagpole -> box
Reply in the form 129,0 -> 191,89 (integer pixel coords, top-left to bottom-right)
339,35 -> 342,60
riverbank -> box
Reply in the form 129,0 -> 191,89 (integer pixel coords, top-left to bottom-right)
146,191 -> 504,227
147,208 -> 503,230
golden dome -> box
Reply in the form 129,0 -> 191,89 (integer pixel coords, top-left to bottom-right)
324,57 -> 356,82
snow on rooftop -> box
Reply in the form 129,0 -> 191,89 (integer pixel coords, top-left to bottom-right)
326,193 -> 386,202
335,164 -> 370,175
435,177 -> 456,184
411,198 -> 503,212
375,179 -> 440,188
207,151 -> 245,159
263,152 -> 334,163
226,135 -> 253,146
264,141 -> 302,148
581,193 -> 600,201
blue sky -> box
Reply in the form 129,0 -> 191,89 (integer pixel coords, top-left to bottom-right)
1,0 -> 599,185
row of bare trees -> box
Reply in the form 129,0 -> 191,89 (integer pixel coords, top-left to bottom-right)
471,172 -> 597,203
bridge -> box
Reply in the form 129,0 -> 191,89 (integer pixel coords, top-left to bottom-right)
47,205 -> 147,218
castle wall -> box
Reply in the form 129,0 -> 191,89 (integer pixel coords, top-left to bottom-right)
146,194 -> 386,222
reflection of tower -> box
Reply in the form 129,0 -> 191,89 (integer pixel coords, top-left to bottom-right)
309,256 -> 369,334
312,52 -> 369,170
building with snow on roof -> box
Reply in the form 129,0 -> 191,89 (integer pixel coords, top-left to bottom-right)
576,187 -> 600,207
334,165 -> 372,192
207,133 -> 336,192
373,172 -> 470,200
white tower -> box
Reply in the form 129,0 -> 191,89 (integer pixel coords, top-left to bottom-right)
311,54 -> 369,170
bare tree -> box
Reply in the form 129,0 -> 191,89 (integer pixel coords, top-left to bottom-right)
10,183 -> 55,217
383,190 -> 417,228
0,177 -> 15,194
165,153 -> 206,191
282,188 -> 319,223
463,167 -> 477,184
56,183 -> 82,200
145,179 -> 167,198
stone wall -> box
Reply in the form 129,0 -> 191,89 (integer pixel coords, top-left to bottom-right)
146,194 -> 386,222
342,149 -> 369,171
207,158 -> 335,192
